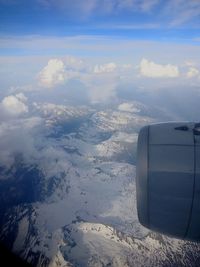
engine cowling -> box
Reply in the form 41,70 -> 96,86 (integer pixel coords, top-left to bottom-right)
136,122 -> 200,241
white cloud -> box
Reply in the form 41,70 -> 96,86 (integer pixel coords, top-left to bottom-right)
184,60 -> 197,67
94,63 -> 117,74
38,59 -> 66,88
1,93 -> 28,116
0,107 -> 70,174
186,67 -> 199,78
64,55 -> 86,71
0,117 -> 42,168
121,64 -> 132,69
1,36 -> 200,65
38,57 -> 87,88
139,58 -> 179,78
88,84 -> 116,103
82,73 -> 118,103
118,103 -> 140,113
37,58 -> 121,102
15,92 -> 28,102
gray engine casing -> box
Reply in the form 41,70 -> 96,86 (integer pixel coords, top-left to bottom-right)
136,122 -> 200,241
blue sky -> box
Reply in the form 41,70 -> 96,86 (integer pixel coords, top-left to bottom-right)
0,0 -> 200,105
0,0 -> 200,42
0,0 -> 200,58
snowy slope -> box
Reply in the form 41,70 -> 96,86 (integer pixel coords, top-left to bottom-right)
0,102 -> 200,267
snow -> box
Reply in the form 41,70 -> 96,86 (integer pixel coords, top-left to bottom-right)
13,217 -> 29,253
96,132 -> 138,158
1,102 -> 199,267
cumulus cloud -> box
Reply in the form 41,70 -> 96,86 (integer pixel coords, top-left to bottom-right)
186,67 -> 199,78
118,103 -> 140,113
38,59 -> 66,88
139,58 -> 179,78
37,58 -> 122,103
38,57 -> 87,88
64,55 -> 85,71
184,60 -> 197,67
121,64 -> 132,70
94,63 -> 117,74
84,61 -> 131,102
1,93 -> 28,116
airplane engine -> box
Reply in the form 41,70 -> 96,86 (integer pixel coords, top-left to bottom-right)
136,122 -> 200,241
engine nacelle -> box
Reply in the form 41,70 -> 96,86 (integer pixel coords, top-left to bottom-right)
136,122 -> 200,241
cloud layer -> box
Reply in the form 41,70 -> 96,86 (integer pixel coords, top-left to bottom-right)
2,52 -> 199,107
139,58 -> 180,78
94,63 -> 117,74
38,59 -> 66,88
37,58 -> 121,102
1,93 -> 28,116
26,54 -> 199,103
186,67 -> 199,78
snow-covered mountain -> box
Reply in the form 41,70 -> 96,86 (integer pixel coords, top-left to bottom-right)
0,101 -> 200,267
